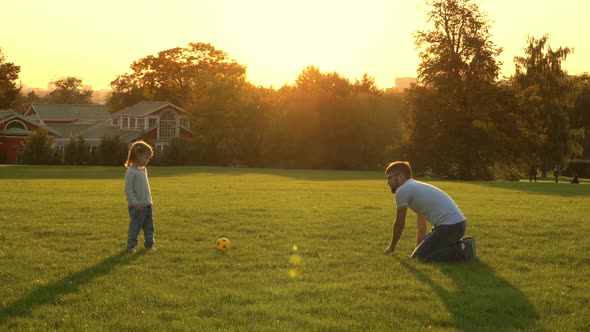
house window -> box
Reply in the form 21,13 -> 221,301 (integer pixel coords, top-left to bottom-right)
130,117 -> 136,129
137,118 -> 145,129
159,111 -> 177,138
122,116 -> 128,129
112,118 -> 119,126
180,118 -> 190,128
6,121 -> 26,130
155,144 -> 167,157
148,118 -> 157,128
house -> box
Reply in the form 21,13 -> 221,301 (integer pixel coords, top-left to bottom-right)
0,109 -> 58,163
0,101 -> 192,164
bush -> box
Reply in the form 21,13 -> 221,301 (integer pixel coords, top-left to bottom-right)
162,137 -> 193,165
99,135 -> 128,166
566,160 -> 590,178
491,162 -> 523,181
22,129 -> 55,164
64,136 -> 89,165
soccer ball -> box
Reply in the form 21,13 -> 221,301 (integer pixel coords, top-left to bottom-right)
216,238 -> 231,251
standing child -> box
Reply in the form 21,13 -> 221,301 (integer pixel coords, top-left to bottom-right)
124,140 -> 156,253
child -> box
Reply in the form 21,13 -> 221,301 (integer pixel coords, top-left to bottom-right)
124,140 -> 156,253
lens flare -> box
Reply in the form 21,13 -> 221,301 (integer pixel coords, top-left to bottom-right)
290,254 -> 302,265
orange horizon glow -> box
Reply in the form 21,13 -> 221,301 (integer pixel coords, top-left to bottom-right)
1,0 -> 589,91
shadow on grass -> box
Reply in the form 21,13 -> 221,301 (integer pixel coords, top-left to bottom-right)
0,251 -> 143,326
0,165 -> 384,181
462,179 -> 590,197
399,259 -> 537,331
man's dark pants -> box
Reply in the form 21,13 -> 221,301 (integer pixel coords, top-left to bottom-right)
411,221 -> 466,261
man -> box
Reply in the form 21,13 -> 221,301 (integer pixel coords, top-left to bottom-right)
529,164 -> 537,182
383,161 -> 475,262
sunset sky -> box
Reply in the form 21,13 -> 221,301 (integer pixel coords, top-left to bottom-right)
2,0 -> 589,91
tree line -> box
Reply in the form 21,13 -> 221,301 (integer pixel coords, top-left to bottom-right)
3,0 -> 590,179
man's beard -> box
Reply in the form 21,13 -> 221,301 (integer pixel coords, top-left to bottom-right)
390,185 -> 398,194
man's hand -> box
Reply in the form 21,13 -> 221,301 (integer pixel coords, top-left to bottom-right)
133,204 -> 144,211
383,246 -> 395,255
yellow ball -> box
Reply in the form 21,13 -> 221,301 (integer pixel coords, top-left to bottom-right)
216,238 -> 231,251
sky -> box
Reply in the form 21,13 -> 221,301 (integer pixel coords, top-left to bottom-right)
2,0 -> 589,91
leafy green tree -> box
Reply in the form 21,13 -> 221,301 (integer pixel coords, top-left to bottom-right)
22,129 -> 54,164
406,0 -> 502,179
106,74 -> 144,113
45,77 -> 93,104
569,74 -> 590,158
0,48 -> 21,109
513,34 -> 577,169
261,67 -> 402,170
109,42 -> 246,109
188,77 -> 253,166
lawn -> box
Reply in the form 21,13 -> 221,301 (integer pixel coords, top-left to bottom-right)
0,165 -> 588,331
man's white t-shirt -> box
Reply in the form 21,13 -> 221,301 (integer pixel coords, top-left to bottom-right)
395,179 -> 465,226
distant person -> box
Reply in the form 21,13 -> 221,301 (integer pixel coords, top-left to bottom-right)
553,163 -> 560,183
383,161 -> 475,262
124,140 -> 156,253
571,174 -> 580,184
529,164 -> 537,182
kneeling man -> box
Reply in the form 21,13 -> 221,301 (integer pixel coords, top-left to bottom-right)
383,161 -> 475,262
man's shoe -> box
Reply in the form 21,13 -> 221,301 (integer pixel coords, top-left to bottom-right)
462,237 -> 476,262
126,247 -> 137,254
146,246 -> 157,252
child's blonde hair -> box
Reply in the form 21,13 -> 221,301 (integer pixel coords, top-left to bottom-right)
125,140 -> 154,168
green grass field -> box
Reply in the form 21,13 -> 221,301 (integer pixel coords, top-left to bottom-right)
1,165 -> 589,331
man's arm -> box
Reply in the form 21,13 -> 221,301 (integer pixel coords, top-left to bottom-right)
416,213 -> 427,248
384,206 -> 407,255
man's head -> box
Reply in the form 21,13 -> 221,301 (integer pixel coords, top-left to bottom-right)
385,161 -> 412,193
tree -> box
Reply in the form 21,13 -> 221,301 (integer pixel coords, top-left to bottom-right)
22,129 -> 54,164
0,48 -> 21,109
260,67 -> 402,170
10,90 -> 42,114
294,66 -> 352,98
406,0 -> 502,179
568,74 -> 590,159
353,73 -> 382,95
106,74 -> 144,113
45,77 -> 93,104
109,42 -> 246,109
513,34 -> 577,169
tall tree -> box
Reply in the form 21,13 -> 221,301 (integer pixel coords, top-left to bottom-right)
569,74 -> 590,158
406,0 -> 502,179
353,73 -> 382,95
513,34 -> 576,168
0,48 -> 21,109
109,42 -> 246,109
45,77 -> 93,104
106,73 -> 144,113
261,67 -> 402,170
